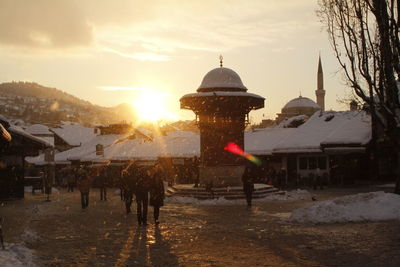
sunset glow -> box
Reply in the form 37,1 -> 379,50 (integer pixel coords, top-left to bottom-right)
132,90 -> 176,122
0,1 -> 349,123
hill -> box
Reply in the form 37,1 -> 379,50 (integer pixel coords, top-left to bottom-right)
0,81 -> 137,126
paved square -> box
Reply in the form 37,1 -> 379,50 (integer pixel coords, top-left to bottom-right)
2,187 -> 400,266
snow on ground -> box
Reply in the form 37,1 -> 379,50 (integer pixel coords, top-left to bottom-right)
263,189 -> 311,201
377,183 -> 395,188
166,189 -> 311,205
21,229 -> 42,244
24,186 -> 59,194
288,191 -> 400,224
0,243 -> 36,267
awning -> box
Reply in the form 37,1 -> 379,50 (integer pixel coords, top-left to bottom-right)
323,147 -> 366,155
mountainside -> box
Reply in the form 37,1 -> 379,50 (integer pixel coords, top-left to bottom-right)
0,81 -> 137,126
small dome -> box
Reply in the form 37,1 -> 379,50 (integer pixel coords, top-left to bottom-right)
283,96 -> 320,110
197,67 -> 247,92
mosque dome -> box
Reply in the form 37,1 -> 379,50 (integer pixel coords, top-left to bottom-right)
276,96 -> 321,123
283,96 -> 320,110
197,67 -> 247,92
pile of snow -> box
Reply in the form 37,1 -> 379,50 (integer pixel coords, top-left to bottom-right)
0,243 -> 36,267
289,191 -> 400,224
21,230 -> 42,244
24,187 -> 59,193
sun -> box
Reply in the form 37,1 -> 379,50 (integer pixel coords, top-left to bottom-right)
132,90 -> 176,123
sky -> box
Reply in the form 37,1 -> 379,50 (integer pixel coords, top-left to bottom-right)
0,0 -> 352,123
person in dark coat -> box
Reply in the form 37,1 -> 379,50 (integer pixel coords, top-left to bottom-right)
242,166 -> 255,207
135,166 -> 150,226
121,167 -> 135,214
98,169 -> 107,201
67,170 -> 75,192
192,156 -> 200,188
77,167 -> 90,209
149,164 -> 165,225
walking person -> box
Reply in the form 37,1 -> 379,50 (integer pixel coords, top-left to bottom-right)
121,168 -> 135,214
150,164 -> 165,225
242,165 -> 255,207
77,167 -> 90,209
67,170 -> 75,192
135,166 -> 150,226
98,168 -> 108,201
192,156 -> 200,188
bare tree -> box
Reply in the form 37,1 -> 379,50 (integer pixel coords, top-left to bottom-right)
318,0 -> 400,193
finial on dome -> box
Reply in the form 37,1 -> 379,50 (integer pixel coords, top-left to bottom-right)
219,55 -> 223,67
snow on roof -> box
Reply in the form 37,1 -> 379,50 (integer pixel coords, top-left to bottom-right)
273,110 -> 371,154
51,124 -> 96,146
28,134 -> 126,164
245,128 -> 296,155
181,91 -> 264,99
321,112 -> 371,146
283,96 -> 320,109
37,136 -> 54,146
25,124 -> 52,135
82,131 -> 200,161
27,111 -> 372,163
277,114 -> 309,128
9,126 -> 53,147
198,67 -> 247,91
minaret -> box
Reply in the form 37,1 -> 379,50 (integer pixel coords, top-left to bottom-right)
316,54 -> 325,111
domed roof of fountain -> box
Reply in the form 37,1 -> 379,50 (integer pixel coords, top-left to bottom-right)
197,67 -> 247,92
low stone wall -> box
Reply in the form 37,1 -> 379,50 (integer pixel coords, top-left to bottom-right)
199,165 -> 245,187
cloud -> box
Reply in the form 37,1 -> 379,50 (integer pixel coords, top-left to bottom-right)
0,0 -> 93,48
0,0 -> 318,56
101,47 -> 170,61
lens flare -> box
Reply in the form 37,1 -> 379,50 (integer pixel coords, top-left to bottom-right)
224,142 -> 262,166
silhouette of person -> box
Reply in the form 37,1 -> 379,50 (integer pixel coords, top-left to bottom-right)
135,166 -> 150,226
149,164 -> 165,224
242,165 -> 254,207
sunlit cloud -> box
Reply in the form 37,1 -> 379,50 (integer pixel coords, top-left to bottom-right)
101,47 -> 170,61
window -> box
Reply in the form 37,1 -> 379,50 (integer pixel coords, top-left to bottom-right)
308,157 -> 317,169
318,156 -> 327,169
299,157 -> 308,170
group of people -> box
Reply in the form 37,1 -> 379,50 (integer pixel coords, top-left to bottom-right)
120,163 -> 165,225
71,163 -> 165,226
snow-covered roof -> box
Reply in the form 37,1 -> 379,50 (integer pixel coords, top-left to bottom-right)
38,136 -> 54,146
245,128 -> 296,155
283,96 -> 320,110
198,67 -> 247,91
25,124 -> 52,135
51,124 -> 96,146
9,126 -> 53,147
27,134 -> 126,165
81,131 -> 200,161
277,114 -> 309,128
27,111 -> 372,164
273,110 -> 371,154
